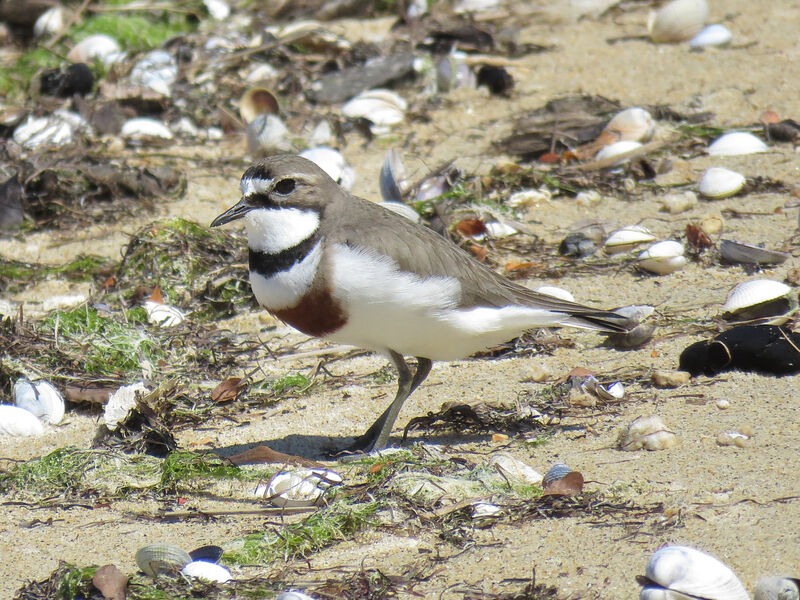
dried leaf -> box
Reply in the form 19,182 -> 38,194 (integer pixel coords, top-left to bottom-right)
454,219 -> 487,237
92,564 -> 128,600
211,377 -> 245,403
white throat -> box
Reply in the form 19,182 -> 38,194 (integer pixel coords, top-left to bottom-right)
245,207 -> 320,254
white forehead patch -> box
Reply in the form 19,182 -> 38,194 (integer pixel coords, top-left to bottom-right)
245,207 -> 320,254
240,176 -> 272,197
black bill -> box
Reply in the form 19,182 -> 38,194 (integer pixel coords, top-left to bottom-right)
210,198 -> 253,227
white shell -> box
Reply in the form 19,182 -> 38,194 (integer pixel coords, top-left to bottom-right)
34,6 -> 64,37
535,286 -> 575,303
707,132 -> 767,156
144,301 -> 185,327
14,379 -> 65,425
484,221 -> 518,237
488,453 -> 543,485
697,167 -> 745,199
129,50 -> 178,97
104,382 -> 149,429
689,24 -> 732,48
121,118 -> 174,141
203,0 -> 231,19
604,108 -> 655,142
618,415 -> 677,451
604,225 -> 657,254
342,89 -> 407,133
721,279 -> 792,314
13,110 -> 89,150
67,34 -> 123,64
379,201 -> 421,223
638,241 -> 686,274
595,140 -> 642,163
754,577 -> 800,600
136,543 -> 191,577
648,0 -> 708,43
471,502 -> 502,519
642,545 -> 749,600
181,560 -> 232,583
261,468 -> 341,507
276,592 -> 316,600
246,114 -> 292,154
299,147 -> 355,191
0,405 -> 45,436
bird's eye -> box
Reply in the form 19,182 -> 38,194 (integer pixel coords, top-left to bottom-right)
274,178 -> 296,194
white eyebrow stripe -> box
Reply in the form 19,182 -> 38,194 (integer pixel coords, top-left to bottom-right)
240,177 -> 272,197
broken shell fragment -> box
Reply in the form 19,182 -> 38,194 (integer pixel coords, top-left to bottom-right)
259,468 -> 341,507
488,453 -> 543,486
129,50 -> 178,97
648,0 -> 708,43
144,301 -> 185,327
181,560 -> 232,583
707,131 -> 767,156
0,405 -> 45,436
13,110 -> 89,149
716,430 -> 752,448
542,463 -> 572,488
604,107 -> 655,143
604,225 -> 657,254
342,89 -> 407,134
754,576 -> 800,600
638,241 -> 686,275
689,24 -> 732,48
299,147 -> 355,191
618,415 -> 677,451
471,501 -> 502,526
542,463 -> 584,495
14,378 -> 65,425
721,279 -> 795,324
239,88 -> 280,124
718,239 -> 789,266
640,545 -> 749,600
698,167 -> 745,199
121,118 -> 174,142
104,381 -> 149,429
136,543 -> 191,577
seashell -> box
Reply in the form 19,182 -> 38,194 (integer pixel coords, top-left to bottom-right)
129,50 -> 178,97
246,113 -> 292,155
652,369 -> 691,388
640,545 -> 749,600
721,279 -> 795,324
308,120 -> 333,147
484,221 -> 518,238
697,167 -> 745,199
507,188 -> 551,208
342,89 -> 407,134
136,543 -> 191,577
638,241 -> 687,275
595,140 -> 643,164
239,88 -> 279,125
121,118 -> 174,141
34,6 -> 64,37
604,108 -> 655,143
259,468 -> 341,507
718,239 -> 789,265
379,201 -> 421,223
605,304 -> 657,347
542,463 -> 572,488
14,378 -> 65,425
648,0 -> 708,44
604,225 -> 657,254
181,560 -> 232,583
379,149 -> 407,204
203,0 -> 231,19
581,376 -> 625,401
618,415 -> 677,451
13,110 -> 89,150
471,501 -> 502,526
41,293 -> 87,312
67,34 -> 124,64
188,545 -> 224,563
661,191 -> 697,214
144,301 -> 185,327
276,591 -> 316,600
716,430 -> 751,448
488,453 -> 543,486
535,286 -> 575,303
0,405 -> 45,436
754,576 -> 800,600
299,147 -> 355,191
689,24 -> 732,48
104,381 -> 149,429
707,132 -> 767,156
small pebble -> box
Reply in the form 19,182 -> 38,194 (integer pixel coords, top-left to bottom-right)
715,398 -> 730,410
661,191 -> 698,214
652,369 -> 691,388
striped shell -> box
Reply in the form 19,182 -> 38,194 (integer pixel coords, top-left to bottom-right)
722,279 -> 792,314
135,543 -> 191,577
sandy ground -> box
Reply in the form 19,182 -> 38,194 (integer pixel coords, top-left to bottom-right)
3,0 -> 800,597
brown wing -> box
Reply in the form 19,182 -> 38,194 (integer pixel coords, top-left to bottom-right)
323,193 -> 633,333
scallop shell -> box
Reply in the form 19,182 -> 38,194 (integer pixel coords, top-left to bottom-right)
697,167 -> 745,199
707,132 -> 767,156
67,34 -> 124,64
534,286 -> 575,303
240,88 -> 280,125
181,560 -> 232,583
754,576 -> 800,600
648,0 -> 708,43
136,543 -> 191,577
638,241 -> 686,275
595,140 -> 643,163
604,108 -> 655,143
689,24 -> 732,48
299,147 -> 355,191
342,89 -> 407,133
143,301 -> 185,327
14,378 -> 65,425
719,239 -> 789,265
604,225 -> 657,254
0,405 -> 45,436
721,279 -> 795,323
641,545 -> 749,600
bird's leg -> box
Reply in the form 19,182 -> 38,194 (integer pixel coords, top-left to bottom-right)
346,353 -> 432,453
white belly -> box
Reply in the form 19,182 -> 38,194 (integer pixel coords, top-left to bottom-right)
325,244 -> 568,360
